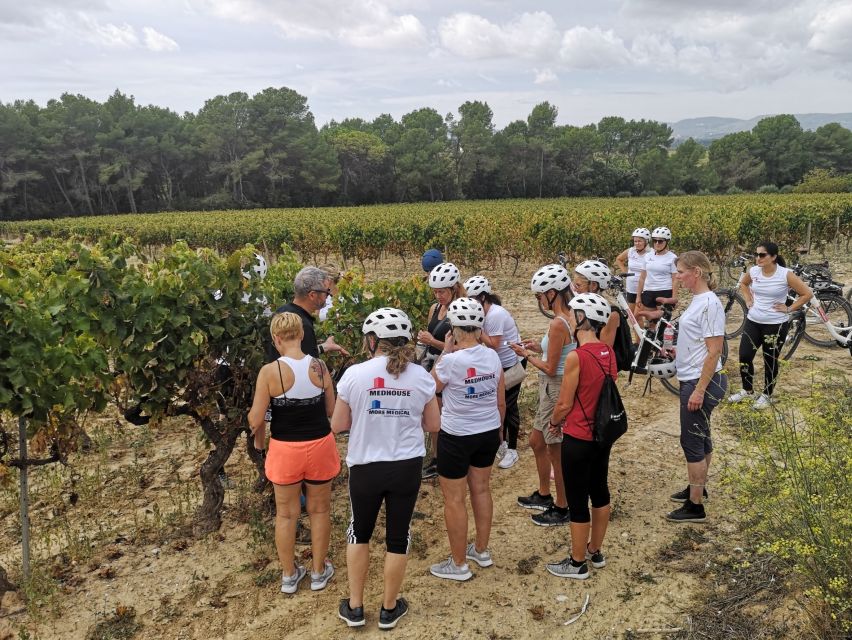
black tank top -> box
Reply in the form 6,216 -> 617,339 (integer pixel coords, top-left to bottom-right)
269,361 -> 330,442
427,304 -> 451,355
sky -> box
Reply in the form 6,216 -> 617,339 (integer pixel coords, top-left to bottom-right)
1,0 -> 851,128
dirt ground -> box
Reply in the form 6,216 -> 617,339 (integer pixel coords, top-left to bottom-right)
1,253 -> 849,640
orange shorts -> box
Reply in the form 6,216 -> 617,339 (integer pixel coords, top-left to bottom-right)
265,433 -> 341,486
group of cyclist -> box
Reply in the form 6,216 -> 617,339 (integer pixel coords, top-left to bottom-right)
242,228 -> 813,630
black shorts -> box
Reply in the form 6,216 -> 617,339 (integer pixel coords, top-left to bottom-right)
437,428 -> 500,479
624,291 -> 637,304
641,289 -> 673,308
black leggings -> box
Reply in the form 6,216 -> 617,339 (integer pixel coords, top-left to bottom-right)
503,380 -> 522,449
561,436 -> 612,524
347,457 -> 422,554
738,318 -> 790,396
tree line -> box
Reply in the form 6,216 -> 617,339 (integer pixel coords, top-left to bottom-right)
1,87 -> 851,220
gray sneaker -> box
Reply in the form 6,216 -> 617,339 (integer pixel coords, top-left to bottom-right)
281,565 -> 307,594
430,556 -> 472,581
465,543 -> 493,568
310,559 -> 334,591
545,557 -> 589,580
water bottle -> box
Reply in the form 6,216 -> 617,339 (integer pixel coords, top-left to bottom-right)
663,324 -> 674,350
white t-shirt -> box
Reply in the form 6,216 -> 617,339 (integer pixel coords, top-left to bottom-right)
643,251 -> 678,291
747,265 -> 791,325
675,291 -> 725,381
626,247 -> 650,294
337,356 -> 436,466
483,304 -> 520,369
435,344 -> 502,436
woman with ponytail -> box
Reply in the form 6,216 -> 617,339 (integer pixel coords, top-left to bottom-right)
543,293 -> 617,581
332,308 -> 440,629
728,241 -> 812,410
666,251 -> 727,524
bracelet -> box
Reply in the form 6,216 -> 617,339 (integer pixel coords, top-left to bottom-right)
549,420 -> 561,428
317,344 -> 325,355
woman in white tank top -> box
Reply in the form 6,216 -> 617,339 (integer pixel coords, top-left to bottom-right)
615,228 -> 652,320
728,242 -> 812,409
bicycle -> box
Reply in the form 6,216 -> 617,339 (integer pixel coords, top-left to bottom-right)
715,254 -> 749,340
780,295 -> 852,360
788,260 -> 852,348
609,273 -> 729,396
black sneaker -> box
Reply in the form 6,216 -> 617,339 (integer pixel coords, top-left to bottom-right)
670,486 -> 709,503
665,499 -> 706,523
517,490 -> 554,511
378,597 -> 409,630
531,505 -> 570,527
585,546 -> 606,569
338,599 -> 366,628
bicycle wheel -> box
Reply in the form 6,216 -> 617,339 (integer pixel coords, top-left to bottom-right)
716,289 -> 747,339
802,294 -> 852,348
781,313 -> 805,360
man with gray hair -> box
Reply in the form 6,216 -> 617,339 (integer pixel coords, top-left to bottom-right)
266,266 -> 349,361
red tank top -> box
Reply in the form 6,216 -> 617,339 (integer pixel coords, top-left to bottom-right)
562,342 -> 618,441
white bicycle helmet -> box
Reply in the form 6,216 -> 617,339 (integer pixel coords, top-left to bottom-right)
575,260 -> 612,290
648,357 -> 677,379
362,307 -> 412,340
531,264 -> 570,293
464,275 -> 491,297
429,262 -> 460,289
242,253 -> 268,280
632,227 -> 651,242
447,298 -> 485,328
651,227 -> 672,241
568,293 -> 612,324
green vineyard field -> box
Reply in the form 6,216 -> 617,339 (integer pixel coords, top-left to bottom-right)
3,194 -> 851,265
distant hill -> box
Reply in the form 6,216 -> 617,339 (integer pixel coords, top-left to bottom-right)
670,113 -> 852,145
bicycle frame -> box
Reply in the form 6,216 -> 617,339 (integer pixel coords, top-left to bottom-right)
803,298 -> 852,346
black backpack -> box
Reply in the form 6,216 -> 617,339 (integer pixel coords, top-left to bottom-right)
576,350 -> 628,447
610,305 -> 632,372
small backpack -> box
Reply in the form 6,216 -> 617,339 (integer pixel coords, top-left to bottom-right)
576,350 -> 628,447
610,306 -> 632,372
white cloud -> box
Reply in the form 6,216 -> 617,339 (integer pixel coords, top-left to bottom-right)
808,3 -> 852,60
193,0 -> 427,49
78,16 -> 139,48
142,26 -> 179,52
559,26 -> 629,70
438,11 -> 560,60
533,68 -> 557,84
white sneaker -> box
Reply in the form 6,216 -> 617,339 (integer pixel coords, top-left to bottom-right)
430,556 -> 472,581
753,394 -> 772,410
728,389 -> 754,403
495,440 -> 508,460
498,449 -> 518,469
465,543 -> 493,568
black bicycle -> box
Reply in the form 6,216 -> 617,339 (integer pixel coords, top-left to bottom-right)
715,254 -> 749,340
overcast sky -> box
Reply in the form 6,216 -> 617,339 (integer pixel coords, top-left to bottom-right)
2,0 -> 851,128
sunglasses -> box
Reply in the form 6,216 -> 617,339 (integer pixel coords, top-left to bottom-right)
311,288 -> 332,296
754,252 -> 768,258
653,239 -> 667,244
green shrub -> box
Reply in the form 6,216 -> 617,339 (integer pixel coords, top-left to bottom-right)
640,190 -> 659,197
795,168 -> 852,193
779,184 -> 795,194
758,184 -> 779,193
724,375 -> 851,636
667,188 -> 687,196
615,190 -> 633,198
726,185 -> 744,194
